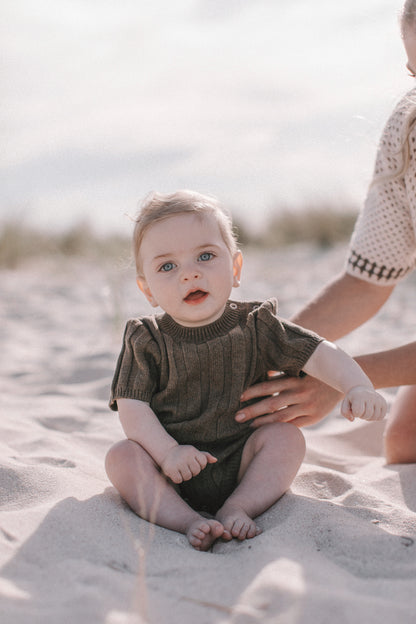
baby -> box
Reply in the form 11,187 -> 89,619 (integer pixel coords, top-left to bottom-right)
106,190 -> 387,551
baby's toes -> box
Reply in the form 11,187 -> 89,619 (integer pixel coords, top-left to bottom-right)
187,519 -> 224,551
229,518 -> 250,540
188,529 -> 205,549
238,520 -> 259,540
246,521 -> 261,539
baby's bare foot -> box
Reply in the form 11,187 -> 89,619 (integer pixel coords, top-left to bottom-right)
216,503 -> 261,541
186,518 -> 224,551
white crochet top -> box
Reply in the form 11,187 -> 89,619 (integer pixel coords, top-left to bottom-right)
346,87 -> 416,284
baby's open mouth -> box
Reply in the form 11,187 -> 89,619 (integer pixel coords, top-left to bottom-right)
184,289 -> 208,304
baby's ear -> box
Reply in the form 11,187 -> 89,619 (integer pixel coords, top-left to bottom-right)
232,250 -> 243,287
136,277 -> 159,307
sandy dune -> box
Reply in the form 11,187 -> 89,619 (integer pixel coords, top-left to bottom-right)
1,245 -> 415,623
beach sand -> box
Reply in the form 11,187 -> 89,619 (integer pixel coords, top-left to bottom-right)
1,244 -> 415,624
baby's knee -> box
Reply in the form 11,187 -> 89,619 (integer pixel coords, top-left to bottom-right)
105,439 -> 128,475
105,439 -> 140,477
254,422 -> 305,455
279,422 -> 305,454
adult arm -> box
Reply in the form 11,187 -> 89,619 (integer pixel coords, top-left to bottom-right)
302,340 -> 386,421
291,271 -> 394,340
118,398 -> 216,483
290,270 -> 416,387
236,272 -> 395,427
355,342 -> 416,389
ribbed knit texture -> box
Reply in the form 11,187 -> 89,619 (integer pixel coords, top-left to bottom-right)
346,87 -> 416,284
110,299 -> 322,465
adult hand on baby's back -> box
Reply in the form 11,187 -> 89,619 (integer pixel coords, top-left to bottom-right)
160,445 -> 217,484
236,373 -> 343,428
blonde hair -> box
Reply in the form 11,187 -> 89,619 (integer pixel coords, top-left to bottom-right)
133,190 -> 239,275
402,0 -> 416,28
393,1 -> 416,180
370,2 -> 416,186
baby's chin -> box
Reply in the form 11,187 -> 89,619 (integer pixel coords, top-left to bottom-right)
171,302 -> 227,328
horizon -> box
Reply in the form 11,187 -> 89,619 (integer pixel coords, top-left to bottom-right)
1,0 -> 411,235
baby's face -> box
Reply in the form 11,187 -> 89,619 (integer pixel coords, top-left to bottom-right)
137,213 -> 242,327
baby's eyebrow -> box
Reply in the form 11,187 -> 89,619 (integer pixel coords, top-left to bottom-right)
152,253 -> 173,261
152,243 -> 221,261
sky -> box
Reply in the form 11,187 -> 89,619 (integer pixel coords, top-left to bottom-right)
1,0 -> 411,234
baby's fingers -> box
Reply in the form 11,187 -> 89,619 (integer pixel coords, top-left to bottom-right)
342,390 -> 388,422
342,395 -> 367,420
341,395 -> 355,421
195,452 -> 217,472
372,396 -> 388,421
204,452 -> 217,464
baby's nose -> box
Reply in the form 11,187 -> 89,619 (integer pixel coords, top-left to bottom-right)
182,265 -> 201,280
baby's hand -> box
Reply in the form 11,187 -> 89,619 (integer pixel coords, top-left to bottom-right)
160,445 -> 217,484
341,385 -> 387,422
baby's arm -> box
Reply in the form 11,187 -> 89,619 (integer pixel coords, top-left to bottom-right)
302,341 -> 387,421
117,398 -> 217,483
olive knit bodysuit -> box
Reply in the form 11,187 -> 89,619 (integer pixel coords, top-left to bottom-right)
110,298 -> 322,513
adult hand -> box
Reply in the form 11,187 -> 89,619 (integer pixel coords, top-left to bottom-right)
235,373 -> 343,428
160,445 -> 217,484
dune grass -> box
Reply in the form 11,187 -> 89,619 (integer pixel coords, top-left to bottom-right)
234,203 -> 358,250
0,206 -> 358,270
0,220 -> 131,269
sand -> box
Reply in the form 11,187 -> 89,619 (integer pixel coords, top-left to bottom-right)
1,244 -> 415,624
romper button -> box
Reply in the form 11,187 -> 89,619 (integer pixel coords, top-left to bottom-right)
229,303 -> 237,310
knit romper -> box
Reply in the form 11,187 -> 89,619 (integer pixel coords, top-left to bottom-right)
110,299 -> 322,514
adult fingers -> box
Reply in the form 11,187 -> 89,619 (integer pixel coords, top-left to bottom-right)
240,375 -> 297,403
247,403 -> 325,428
247,404 -> 300,428
236,391 -> 298,423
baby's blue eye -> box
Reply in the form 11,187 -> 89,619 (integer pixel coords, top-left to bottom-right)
159,262 -> 176,272
198,252 -> 214,262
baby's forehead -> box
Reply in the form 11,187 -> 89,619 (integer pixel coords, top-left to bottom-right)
144,211 -> 221,238
141,212 -> 230,259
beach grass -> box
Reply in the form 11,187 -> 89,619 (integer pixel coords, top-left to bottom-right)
235,204 -> 358,249
0,220 -> 131,269
0,206 -> 358,269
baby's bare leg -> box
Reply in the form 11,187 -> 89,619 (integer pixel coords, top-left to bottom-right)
105,439 -> 224,550
216,422 -> 305,540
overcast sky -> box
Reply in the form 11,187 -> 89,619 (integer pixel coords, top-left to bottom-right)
1,0 -> 411,233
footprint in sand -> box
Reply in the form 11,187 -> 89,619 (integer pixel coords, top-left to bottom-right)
36,415 -> 88,433
312,515 -> 416,579
12,456 -> 76,468
0,465 -> 57,510
297,470 -> 353,500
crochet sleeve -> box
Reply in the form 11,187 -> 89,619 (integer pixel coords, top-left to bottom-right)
346,90 -> 416,284
255,300 -> 323,377
109,319 -> 160,411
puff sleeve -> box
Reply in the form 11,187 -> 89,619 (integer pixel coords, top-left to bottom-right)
253,299 -> 323,377
109,319 -> 161,411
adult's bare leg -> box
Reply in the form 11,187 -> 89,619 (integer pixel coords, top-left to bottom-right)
384,385 -> 416,464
